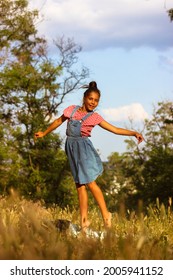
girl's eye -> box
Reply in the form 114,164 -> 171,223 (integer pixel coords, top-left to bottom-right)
89,98 -> 98,102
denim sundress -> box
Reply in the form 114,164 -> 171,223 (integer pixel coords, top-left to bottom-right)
65,106 -> 103,184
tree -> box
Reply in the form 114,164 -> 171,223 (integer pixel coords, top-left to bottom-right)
124,101 -> 173,208
0,0 -> 88,207
168,8 -> 173,21
140,102 -> 173,203
100,101 -> 173,211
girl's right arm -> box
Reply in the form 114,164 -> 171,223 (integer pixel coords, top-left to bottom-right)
34,114 -> 67,138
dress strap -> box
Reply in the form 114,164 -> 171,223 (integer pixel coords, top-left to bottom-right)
81,111 -> 93,122
69,106 -> 80,119
69,105 -> 93,121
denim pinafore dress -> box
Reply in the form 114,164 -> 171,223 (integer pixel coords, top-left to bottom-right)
65,106 -> 103,184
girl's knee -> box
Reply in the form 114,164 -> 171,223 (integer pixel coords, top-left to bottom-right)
87,181 -> 97,190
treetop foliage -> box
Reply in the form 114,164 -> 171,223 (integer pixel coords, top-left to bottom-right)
0,0 -> 88,208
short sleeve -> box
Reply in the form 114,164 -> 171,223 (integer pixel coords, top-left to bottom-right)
63,105 -> 76,119
92,112 -> 104,125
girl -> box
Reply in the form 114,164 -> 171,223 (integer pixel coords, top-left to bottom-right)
35,81 -> 144,232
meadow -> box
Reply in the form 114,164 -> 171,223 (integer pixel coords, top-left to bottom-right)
0,191 -> 173,260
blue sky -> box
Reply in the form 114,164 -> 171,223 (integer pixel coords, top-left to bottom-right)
29,0 -> 173,160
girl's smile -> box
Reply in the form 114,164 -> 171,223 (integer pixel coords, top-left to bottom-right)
82,91 -> 100,112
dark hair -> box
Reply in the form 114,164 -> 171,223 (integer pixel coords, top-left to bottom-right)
82,81 -> 101,98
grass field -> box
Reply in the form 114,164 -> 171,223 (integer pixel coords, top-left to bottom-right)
0,192 -> 173,260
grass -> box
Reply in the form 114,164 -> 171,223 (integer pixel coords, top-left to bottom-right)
0,191 -> 173,260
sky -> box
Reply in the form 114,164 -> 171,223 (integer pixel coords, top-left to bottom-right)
28,0 -> 173,160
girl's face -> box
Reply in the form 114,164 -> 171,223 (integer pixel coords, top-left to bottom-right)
83,91 -> 100,112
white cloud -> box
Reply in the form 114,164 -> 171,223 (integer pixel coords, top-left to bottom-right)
102,103 -> 149,122
28,0 -> 173,51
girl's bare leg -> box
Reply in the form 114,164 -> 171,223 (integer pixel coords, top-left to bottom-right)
87,181 -> 112,228
76,184 -> 90,232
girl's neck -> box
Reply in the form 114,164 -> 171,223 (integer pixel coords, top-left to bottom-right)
78,106 -> 89,113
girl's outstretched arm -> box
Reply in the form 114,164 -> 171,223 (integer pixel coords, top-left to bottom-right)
99,120 -> 144,144
35,114 -> 67,138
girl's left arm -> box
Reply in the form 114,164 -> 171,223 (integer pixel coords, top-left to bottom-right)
99,120 -> 144,144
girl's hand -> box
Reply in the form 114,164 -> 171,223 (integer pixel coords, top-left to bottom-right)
135,133 -> 144,144
34,131 -> 45,139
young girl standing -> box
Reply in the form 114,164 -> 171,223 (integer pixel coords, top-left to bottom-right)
35,81 -> 144,232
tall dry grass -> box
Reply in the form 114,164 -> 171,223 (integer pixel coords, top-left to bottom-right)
0,191 -> 173,260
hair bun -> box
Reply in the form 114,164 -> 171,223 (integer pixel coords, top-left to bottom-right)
82,80 -> 101,99
89,81 -> 97,89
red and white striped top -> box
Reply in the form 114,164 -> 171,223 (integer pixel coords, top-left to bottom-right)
63,105 -> 104,137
